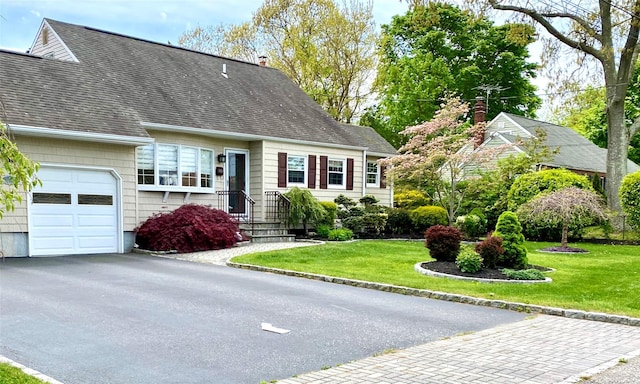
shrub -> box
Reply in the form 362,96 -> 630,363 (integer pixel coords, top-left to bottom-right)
456,247 -> 483,273
394,189 -> 430,210
410,205 -> 448,232
328,228 -> 353,241
474,234 -> 504,269
507,169 -> 592,211
135,204 -> 239,253
334,194 -> 357,210
315,223 -> 332,238
424,225 -> 463,262
359,194 -> 379,207
493,211 -> 528,269
385,208 -> 414,235
620,170 -> 640,230
319,201 -> 338,226
502,268 -> 546,280
337,195 -> 387,237
456,214 -> 486,239
285,187 -> 325,234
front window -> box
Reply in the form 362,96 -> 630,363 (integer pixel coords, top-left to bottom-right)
328,159 -> 345,187
367,161 -> 379,186
136,144 -> 214,189
288,155 -> 305,184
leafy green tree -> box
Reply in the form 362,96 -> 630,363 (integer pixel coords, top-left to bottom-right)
284,187 -> 325,235
365,2 -> 540,147
507,169 -> 593,211
620,171 -> 640,231
1,122 -> 40,219
179,0 -> 376,123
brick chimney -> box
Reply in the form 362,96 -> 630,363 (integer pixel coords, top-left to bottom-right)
474,96 -> 486,148
258,55 -> 267,67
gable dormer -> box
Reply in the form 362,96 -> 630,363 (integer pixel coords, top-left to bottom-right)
485,112 -> 533,140
29,19 -> 78,62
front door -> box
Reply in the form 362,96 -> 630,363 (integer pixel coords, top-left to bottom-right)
226,150 -> 248,215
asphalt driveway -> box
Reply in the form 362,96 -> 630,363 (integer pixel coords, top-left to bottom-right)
0,254 -> 526,383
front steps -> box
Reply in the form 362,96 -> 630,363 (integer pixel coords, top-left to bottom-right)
239,222 -> 296,243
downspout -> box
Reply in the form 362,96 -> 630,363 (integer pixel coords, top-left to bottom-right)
362,150 -> 367,197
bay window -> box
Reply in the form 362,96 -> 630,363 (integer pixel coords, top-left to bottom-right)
136,144 -> 215,190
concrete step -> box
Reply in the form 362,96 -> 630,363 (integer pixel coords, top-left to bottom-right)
250,234 -> 297,243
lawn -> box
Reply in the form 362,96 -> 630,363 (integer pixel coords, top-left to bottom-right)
232,240 -> 640,318
0,363 -> 46,384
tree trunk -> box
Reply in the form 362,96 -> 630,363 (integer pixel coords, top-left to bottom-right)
561,222 -> 569,248
605,97 -> 630,221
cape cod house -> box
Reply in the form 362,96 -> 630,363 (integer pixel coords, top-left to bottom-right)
0,19 -> 395,257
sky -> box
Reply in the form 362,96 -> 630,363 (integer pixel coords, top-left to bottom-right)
0,0 -> 409,52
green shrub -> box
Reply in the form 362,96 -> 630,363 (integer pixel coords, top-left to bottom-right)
315,223 -> 332,238
394,189 -> 430,210
507,169 -> 592,210
620,170 -> 640,231
474,234 -> 504,269
410,205 -> 448,232
456,214 -> 486,239
285,187 -> 326,234
424,225 -> 463,262
385,208 -> 414,235
501,268 -> 546,280
328,228 -> 353,241
319,201 -> 338,226
359,194 -> 379,207
493,211 -> 528,269
455,247 -> 483,273
334,194 -> 357,209
336,195 -> 387,237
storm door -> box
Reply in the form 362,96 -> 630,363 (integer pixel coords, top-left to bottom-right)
226,150 -> 249,215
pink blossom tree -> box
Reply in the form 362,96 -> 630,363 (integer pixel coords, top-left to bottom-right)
518,187 -> 609,249
381,97 -> 508,224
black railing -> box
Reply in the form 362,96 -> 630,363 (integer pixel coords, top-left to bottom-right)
217,190 -> 255,233
264,191 -> 290,228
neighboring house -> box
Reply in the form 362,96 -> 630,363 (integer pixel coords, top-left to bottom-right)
464,105 -> 640,181
0,19 -> 395,257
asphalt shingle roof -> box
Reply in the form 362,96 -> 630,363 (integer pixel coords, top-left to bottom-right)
503,113 -> 640,174
0,19 -> 392,152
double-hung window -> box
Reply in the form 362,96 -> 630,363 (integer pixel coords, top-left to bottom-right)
287,155 -> 306,185
328,158 -> 345,188
136,144 -> 214,190
366,161 -> 379,187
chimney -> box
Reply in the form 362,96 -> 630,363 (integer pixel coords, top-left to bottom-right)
474,96 -> 486,148
258,55 -> 267,67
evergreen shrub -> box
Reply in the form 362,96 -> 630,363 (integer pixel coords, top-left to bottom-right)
493,211 -> 528,269
455,247 -> 483,273
410,205 -> 448,232
620,171 -> 640,230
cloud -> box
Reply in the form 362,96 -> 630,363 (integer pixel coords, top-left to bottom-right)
160,12 -> 167,21
30,10 -> 41,17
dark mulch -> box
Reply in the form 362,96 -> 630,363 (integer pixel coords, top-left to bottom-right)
421,261 -> 550,281
540,246 -> 588,253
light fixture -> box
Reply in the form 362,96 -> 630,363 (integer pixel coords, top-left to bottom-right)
217,154 -> 227,163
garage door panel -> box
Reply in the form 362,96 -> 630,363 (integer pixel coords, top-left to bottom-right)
30,168 -> 119,256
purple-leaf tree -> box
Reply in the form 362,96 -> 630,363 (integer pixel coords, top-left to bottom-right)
518,187 -> 609,248
381,97 -> 508,224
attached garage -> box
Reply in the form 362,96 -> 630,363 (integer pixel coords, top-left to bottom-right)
29,166 -> 122,256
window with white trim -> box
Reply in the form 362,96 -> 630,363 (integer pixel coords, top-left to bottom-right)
287,155 -> 306,185
136,144 -> 214,190
366,161 -> 379,186
328,158 -> 345,187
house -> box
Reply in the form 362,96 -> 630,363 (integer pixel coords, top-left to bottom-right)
465,99 -> 640,181
0,19 -> 395,257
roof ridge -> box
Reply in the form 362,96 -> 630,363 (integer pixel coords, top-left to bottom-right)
504,112 -> 566,128
44,18 -> 268,68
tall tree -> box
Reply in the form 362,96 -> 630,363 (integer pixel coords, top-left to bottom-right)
365,2 -> 541,147
487,0 -> 640,217
0,122 -> 40,219
178,0 -> 376,123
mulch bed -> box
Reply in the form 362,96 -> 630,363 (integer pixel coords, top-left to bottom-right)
539,246 -> 588,253
421,261 -> 550,281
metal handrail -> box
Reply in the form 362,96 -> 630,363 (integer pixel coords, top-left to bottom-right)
264,191 -> 290,228
217,190 -> 255,233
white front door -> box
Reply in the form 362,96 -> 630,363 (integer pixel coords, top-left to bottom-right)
29,167 -> 121,256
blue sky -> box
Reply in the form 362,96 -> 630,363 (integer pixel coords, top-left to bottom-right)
0,0 -> 408,52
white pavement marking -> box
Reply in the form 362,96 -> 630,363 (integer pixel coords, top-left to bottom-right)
261,323 -> 291,334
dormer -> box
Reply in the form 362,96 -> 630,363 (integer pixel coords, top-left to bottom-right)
29,19 -> 79,62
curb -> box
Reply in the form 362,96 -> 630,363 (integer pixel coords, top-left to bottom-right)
227,262 -> 640,327
0,355 -> 64,384
414,262 -> 553,284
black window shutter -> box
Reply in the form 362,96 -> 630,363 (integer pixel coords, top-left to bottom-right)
320,156 -> 328,189
278,152 -> 287,188
308,155 -> 316,189
346,158 -> 354,190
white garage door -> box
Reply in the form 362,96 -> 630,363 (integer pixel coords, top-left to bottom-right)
29,167 -> 120,256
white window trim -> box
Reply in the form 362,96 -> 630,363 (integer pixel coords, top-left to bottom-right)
287,154 -> 307,187
366,160 -> 380,188
137,143 -> 215,193
327,158 -> 346,189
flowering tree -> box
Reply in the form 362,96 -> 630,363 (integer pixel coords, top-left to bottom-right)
1,122 -> 40,219
518,187 -> 608,248
381,97 -> 507,224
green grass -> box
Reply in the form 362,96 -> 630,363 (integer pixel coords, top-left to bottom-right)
0,363 -> 46,384
232,240 -> 640,317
